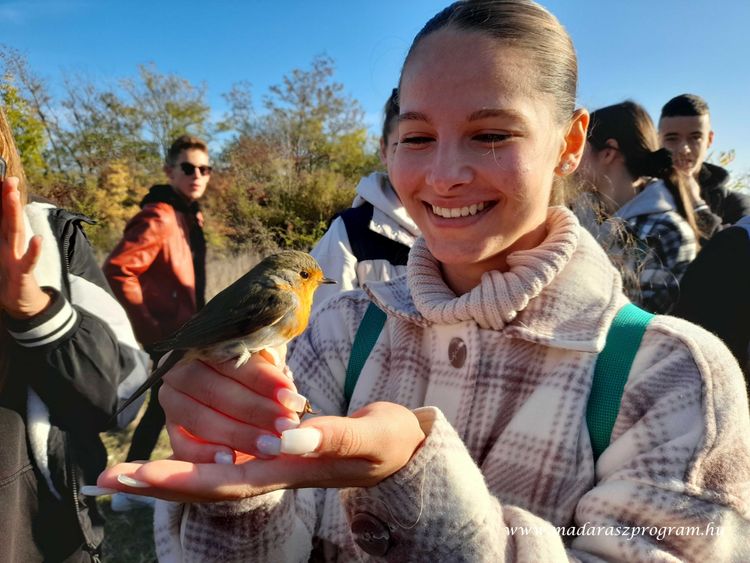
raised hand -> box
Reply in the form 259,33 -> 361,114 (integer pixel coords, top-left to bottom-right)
0,178 -> 50,319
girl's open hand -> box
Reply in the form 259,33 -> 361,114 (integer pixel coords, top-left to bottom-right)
0,178 -> 50,318
94,400 -> 425,503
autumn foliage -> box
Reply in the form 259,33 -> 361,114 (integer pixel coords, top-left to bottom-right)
0,49 -> 381,256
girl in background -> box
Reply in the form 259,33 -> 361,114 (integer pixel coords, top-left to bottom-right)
577,100 -> 712,313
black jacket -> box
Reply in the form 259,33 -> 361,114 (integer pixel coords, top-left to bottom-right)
0,203 -> 148,562
673,223 -> 750,381
699,163 -> 750,225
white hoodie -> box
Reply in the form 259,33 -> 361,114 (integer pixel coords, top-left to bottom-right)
310,172 -> 420,312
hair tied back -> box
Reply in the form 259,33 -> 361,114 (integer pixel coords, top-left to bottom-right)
643,148 -> 673,178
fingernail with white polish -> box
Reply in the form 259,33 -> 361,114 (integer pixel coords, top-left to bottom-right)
276,388 -> 307,413
256,434 -> 281,456
80,486 -> 119,496
214,451 -> 235,465
281,428 -> 322,455
117,474 -> 150,488
275,416 -> 300,434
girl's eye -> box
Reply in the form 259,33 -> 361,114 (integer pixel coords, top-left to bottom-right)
400,136 -> 434,145
473,133 -> 510,144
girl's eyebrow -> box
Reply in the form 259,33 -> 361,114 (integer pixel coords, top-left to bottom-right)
398,108 -> 526,124
468,108 -> 525,122
399,111 -> 430,124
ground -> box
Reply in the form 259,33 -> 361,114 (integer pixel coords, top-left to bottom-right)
99,394 -> 172,562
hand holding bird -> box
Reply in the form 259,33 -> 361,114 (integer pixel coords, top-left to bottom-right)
115,250 -> 335,420
88,251 -> 427,501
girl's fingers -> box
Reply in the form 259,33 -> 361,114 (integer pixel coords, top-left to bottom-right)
158,383 -> 284,457
20,235 -> 43,273
306,402 -> 424,460
165,421 -> 237,465
97,459 -> 284,503
162,360 -> 300,428
216,352 -> 298,397
165,353 -> 299,404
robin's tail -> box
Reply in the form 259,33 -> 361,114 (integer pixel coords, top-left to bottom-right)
111,349 -> 186,423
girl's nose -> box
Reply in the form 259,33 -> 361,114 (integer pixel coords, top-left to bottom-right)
426,143 -> 473,193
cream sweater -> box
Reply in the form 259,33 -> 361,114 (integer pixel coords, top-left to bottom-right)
155,207 -> 750,562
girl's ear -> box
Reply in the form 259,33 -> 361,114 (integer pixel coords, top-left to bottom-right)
601,138 -> 620,164
556,108 -> 589,175
378,137 -> 388,167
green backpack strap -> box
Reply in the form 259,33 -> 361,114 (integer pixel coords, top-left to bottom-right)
587,302 -> 654,462
344,302 -> 387,406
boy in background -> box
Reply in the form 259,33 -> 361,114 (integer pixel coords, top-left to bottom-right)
659,93 -> 750,225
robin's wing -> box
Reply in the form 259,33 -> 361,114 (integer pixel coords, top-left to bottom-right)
155,282 -> 295,351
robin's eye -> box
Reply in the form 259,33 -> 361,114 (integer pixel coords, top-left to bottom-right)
300,271 -> 310,279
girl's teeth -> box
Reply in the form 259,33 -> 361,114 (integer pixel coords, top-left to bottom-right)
431,202 -> 487,218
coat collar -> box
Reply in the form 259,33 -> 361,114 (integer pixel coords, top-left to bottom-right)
364,208 -> 624,353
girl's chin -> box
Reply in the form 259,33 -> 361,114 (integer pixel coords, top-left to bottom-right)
426,240 -> 505,268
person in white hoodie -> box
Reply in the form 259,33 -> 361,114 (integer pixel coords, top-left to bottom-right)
577,101 -> 710,314
310,89 -> 420,311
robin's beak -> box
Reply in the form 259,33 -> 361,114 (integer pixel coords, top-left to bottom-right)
321,277 -> 336,285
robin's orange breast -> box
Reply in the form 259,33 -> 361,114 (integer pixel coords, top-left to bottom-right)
275,282 -> 316,341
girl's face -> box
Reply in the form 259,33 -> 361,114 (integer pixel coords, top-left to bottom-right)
391,29 -> 585,292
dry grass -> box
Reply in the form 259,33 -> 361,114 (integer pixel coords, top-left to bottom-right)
205,249 -> 262,299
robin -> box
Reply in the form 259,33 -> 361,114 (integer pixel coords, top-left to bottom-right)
114,250 -> 335,418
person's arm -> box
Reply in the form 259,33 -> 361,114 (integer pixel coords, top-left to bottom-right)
103,205 -> 171,347
638,217 -> 695,314
8,209 -> 149,431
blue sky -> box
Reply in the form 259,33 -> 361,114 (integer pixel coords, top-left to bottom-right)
2,0 -> 749,175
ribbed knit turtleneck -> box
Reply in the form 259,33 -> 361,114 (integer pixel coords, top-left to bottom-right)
407,206 -> 580,330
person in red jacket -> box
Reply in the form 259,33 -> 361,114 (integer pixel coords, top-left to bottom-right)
103,134 -> 209,510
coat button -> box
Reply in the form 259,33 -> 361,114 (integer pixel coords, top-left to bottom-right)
448,337 -> 467,368
351,512 -> 391,556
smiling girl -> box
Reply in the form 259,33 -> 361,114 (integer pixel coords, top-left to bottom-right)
96,1 -> 750,560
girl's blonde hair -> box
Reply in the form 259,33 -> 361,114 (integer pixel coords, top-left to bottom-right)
0,105 -> 27,203
0,105 -> 27,389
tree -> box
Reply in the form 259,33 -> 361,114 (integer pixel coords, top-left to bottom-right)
262,54 -> 366,174
213,55 -> 380,251
122,63 -> 211,158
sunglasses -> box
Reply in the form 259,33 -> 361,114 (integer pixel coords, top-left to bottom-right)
179,162 -> 212,176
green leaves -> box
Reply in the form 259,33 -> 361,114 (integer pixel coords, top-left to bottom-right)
0,49 -> 381,254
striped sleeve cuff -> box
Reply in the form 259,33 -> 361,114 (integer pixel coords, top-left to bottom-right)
4,288 -> 79,347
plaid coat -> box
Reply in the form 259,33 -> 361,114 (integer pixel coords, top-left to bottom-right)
155,207 -> 750,562
614,180 -> 697,314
